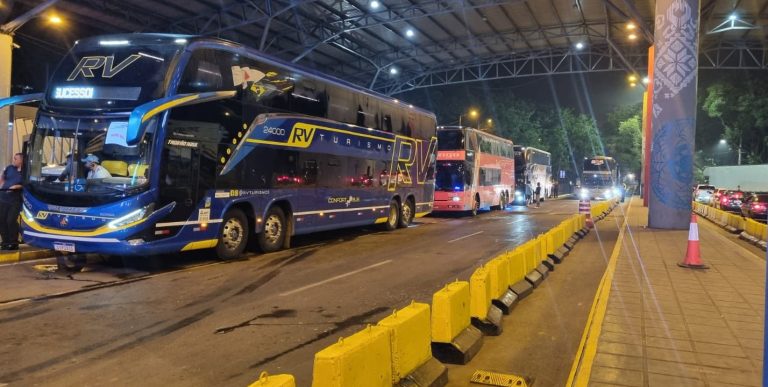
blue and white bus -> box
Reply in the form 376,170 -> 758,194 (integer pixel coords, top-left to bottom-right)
0,34 -> 437,259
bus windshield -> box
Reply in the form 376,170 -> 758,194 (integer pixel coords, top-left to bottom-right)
435,160 -> 468,191
26,113 -> 154,205
582,173 -> 614,188
437,130 -> 464,151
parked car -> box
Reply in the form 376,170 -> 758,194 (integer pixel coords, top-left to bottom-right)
740,193 -> 768,222
693,184 -> 715,203
719,190 -> 745,212
709,188 -> 728,207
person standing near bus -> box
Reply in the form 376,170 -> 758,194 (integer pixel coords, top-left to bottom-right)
0,153 -> 24,250
535,182 -> 542,208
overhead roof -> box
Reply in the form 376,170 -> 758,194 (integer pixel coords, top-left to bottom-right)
6,0 -> 767,95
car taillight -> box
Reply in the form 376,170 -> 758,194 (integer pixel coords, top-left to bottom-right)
752,203 -> 766,211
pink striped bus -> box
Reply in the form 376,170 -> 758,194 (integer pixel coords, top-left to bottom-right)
433,126 -> 515,215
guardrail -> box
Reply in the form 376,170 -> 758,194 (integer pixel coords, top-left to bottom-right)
692,202 -> 767,250
254,199 -> 621,386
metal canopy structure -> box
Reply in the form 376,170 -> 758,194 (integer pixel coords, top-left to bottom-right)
7,0 -> 768,95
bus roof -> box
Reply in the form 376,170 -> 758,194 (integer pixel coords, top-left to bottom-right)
513,145 -> 551,155
437,125 -> 514,145
72,33 -> 436,119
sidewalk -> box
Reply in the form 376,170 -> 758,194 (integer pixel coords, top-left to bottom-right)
0,244 -> 53,265
576,198 -> 764,386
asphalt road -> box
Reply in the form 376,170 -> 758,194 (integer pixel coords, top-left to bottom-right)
0,197 -> 592,386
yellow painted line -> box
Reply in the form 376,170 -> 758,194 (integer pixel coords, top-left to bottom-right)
0,252 -> 20,264
566,201 -> 631,387
180,239 -> 218,252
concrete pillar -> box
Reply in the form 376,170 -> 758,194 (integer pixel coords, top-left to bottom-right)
648,0 -> 700,229
0,33 -> 11,166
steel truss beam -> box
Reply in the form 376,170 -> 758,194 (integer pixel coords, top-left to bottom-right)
375,41 -> 767,95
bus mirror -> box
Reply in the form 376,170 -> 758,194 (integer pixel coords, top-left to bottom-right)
0,93 -> 44,111
125,90 -> 237,146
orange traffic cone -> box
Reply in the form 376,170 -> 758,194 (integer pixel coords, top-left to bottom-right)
678,214 -> 709,269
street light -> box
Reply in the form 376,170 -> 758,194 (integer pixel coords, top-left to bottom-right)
459,109 -> 478,127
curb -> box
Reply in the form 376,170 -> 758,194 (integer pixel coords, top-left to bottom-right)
0,247 -> 54,265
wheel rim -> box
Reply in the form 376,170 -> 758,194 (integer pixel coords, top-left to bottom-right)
222,217 -> 244,250
263,214 -> 283,245
388,204 -> 398,227
402,202 -> 412,223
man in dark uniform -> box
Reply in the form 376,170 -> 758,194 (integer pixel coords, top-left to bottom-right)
0,153 -> 24,250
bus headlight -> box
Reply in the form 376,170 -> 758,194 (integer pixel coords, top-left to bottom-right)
613,187 -> 621,195
452,196 -> 461,202
515,190 -> 522,197
604,189 -> 612,198
107,204 -> 153,229
23,205 -> 35,223
579,188 -> 588,199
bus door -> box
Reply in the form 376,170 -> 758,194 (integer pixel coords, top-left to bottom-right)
158,137 -> 201,224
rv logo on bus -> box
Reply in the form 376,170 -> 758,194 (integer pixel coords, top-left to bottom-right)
60,217 -> 69,227
67,54 -> 142,81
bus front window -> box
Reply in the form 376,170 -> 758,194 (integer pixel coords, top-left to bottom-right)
26,113 -> 154,204
436,161 -> 467,192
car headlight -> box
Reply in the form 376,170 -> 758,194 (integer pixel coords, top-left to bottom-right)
452,196 -> 461,202
22,205 -> 35,223
107,204 -> 153,229
613,187 -> 621,195
604,189 -> 612,197
515,191 -> 522,197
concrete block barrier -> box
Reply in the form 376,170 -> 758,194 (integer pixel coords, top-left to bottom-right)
506,249 -> 533,300
249,372 -> 296,387
312,325 -> 392,387
486,258 -> 517,314
469,266 -> 503,336
378,303 -> 447,387
524,241 -> 544,288
430,281 -> 483,364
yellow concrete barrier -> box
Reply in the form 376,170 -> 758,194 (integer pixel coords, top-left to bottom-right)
525,241 -> 537,271
248,372 -> 295,387
536,235 -> 546,261
431,281 -> 470,343
469,266 -> 492,320
506,249 -> 526,285
377,302 -> 432,382
544,231 -> 556,257
312,325 -> 392,387
486,257 -> 510,299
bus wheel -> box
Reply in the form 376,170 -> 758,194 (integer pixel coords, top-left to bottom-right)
471,197 -> 480,216
257,206 -> 286,253
384,199 -> 400,231
217,208 -> 249,260
398,198 -> 414,228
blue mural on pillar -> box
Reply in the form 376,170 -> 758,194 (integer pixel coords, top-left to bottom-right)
651,118 -> 694,210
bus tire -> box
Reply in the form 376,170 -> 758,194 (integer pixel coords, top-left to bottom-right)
217,208 -> 249,260
398,197 -> 414,228
384,199 -> 400,231
257,206 -> 286,253
471,196 -> 480,216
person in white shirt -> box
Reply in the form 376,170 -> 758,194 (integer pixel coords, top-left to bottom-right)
81,154 -> 112,179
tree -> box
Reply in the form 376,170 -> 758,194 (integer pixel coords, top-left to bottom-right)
702,75 -> 768,164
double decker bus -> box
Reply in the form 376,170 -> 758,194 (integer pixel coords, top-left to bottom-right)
579,156 -> 621,200
433,126 -> 514,215
0,34 -> 437,260
512,145 -> 551,204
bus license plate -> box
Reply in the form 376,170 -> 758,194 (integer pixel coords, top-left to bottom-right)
53,242 -> 76,253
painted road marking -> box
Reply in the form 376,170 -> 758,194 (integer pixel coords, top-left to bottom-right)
279,259 -> 393,297
566,202 -> 631,387
447,231 -> 484,243
507,218 -> 525,225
